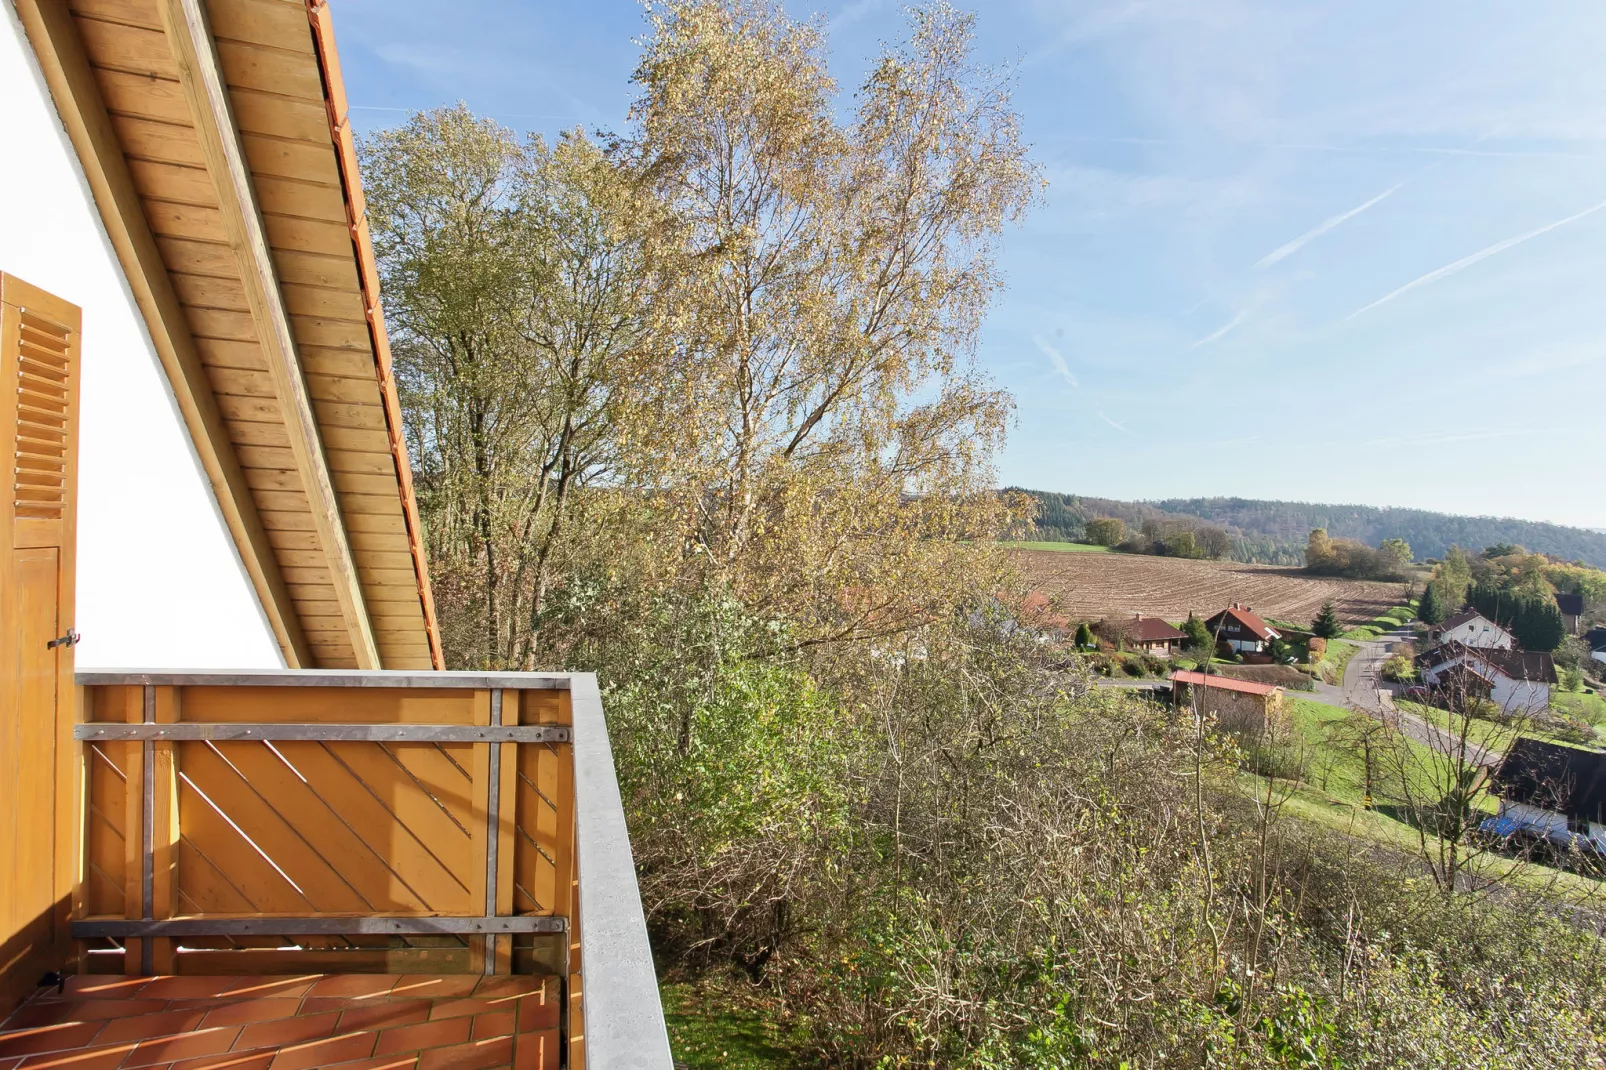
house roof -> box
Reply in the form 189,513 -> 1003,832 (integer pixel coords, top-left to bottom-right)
1415,642 -> 1558,684
1204,604 -> 1276,641
17,0 -> 440,669
1587,627 -> 1606,652
1437,608 -> 1504,634
1097,615 -> 1187,643
1556,593 -> 1585,616
1493,737 -> 1606,823
1170,670 -> 1281,696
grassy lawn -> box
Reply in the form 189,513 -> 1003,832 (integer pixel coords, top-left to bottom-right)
1250,697 -> 1606,901
663,978 -> 806,1069
1555,689 -> 1606,731
1313,638 -> 1360,685
998,540 -> 1111,553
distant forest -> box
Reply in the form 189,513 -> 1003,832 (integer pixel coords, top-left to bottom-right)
1013,489 -> 1606,570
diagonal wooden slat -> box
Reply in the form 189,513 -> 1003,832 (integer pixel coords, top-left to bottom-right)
182,741 -> 370,912
378,742 -> 475,837
322,742 -> 474,897
232,739 -> 432,912
176,771 -> 313,912
273,741 -> 468,911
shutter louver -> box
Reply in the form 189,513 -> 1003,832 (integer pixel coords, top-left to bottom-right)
13,311 -> 71,521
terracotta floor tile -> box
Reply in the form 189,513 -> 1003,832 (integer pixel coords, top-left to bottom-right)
231,1011 -> 339,1053
135,978 -> 240,1001
514,999 -> 557,1035
60,977 -> 150,1000
470,1012 -> 514,1042
196,1000 -> 302,1029
416,1037 -> 513,1070
215,980 -> 315,1002
372,1018 -> 471,1057
511,1032 -> 556,1070
0,1006 -> 80,1032
67,999 -> 171,1021
319,1057 -> 421,1070
164,1052 -> 277,1070
424,1000 -> 499,1022
337,1001 -> 431,1035
305,977 -> 399,1000
0,1023 -> 107,1059
15,1041 -> 139,1069
265,1030 -> 376,1070
123,1026 -> 242,1068
390,978 -> 479,1001
97,1010 -> 207,1045
468,979 -> 541,1001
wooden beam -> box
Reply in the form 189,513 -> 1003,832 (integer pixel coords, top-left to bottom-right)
13,0 -> 311,669
156,0 -> 380,668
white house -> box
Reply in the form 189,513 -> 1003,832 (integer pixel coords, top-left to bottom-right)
1429,608 -> 1513,650
1482,737 -> 1606,853
1414,642 -> 1556,714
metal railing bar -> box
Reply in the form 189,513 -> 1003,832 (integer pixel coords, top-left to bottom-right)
74,723 -> 572,743
140,685 -> 155,975
484,689 -> 502,975
72,916 -> 569,938
76,670 -> 573,690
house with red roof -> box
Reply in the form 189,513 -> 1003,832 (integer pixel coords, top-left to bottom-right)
1170,670 -> 1289,734
1094,614 -> 1188,657
1203,603 -> 1281,656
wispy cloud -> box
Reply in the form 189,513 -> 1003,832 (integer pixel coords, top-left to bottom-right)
1187,308 -> 1249,350
1349,198 -> 1606,319
1098,409 -> 1131,434
828,0 -> 882,33
1033,335 -> 1079,388
1255,183 -> 1402,269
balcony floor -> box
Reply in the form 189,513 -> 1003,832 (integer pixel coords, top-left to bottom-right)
0,974 -> 559,1070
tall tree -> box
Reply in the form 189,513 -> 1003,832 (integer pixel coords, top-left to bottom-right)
1418,581 -> 1444,625
1312,602 -> 1341,639
362,108 -> 661,667
628,0 -> 1041,645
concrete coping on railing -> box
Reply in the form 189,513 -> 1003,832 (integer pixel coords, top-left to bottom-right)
74,668 -> 675,1069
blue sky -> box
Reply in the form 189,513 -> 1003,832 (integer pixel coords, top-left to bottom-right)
330,0 -> 1606,529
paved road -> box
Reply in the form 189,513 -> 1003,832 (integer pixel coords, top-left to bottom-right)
1336,626 -> 1502,767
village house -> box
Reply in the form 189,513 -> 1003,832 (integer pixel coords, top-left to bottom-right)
1095,613 -> 1188,656
1203,603 -> 1280,656
1414,642 -> 1556,713
1483,737 -> 1606,853
1429,608 -> 1514,649
0,1 -> 669,1063
1588,626 -> 1606,668
1170,670 -> 1288,735
1556,592 -> 1584,636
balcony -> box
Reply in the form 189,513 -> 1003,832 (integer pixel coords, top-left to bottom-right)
0,669 -> 671,1069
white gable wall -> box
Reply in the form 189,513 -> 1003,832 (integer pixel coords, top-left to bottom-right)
1438,614 -> 1513,649
2,4 -> 281,670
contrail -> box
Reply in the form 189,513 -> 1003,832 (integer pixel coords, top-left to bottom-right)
1033,335 -> 1079,388
1349,197 -> 1606,319
1098,409 -> 1130,434
1256,183 -> 1403,269
1188,308 -> 1248,350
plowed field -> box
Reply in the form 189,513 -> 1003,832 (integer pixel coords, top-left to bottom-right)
1011,549 -> 1403,626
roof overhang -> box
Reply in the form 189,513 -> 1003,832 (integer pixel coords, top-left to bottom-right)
16,0 -> 440,669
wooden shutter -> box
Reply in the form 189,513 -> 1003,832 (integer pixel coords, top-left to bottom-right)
0,273 -> 81,1013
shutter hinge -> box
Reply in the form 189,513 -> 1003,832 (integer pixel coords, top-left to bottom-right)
48,630 -> 80,649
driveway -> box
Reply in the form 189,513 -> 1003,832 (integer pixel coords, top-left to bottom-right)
1337,626 -> 1502,767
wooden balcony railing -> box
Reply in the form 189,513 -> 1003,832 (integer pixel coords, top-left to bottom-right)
61,669 -> 672,1068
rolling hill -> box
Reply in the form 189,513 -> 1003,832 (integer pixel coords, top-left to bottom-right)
1014,488 -> 1606,569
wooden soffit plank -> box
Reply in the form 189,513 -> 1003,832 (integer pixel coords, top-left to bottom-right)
13,0 -> 311,669
155,0 -> 380,669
